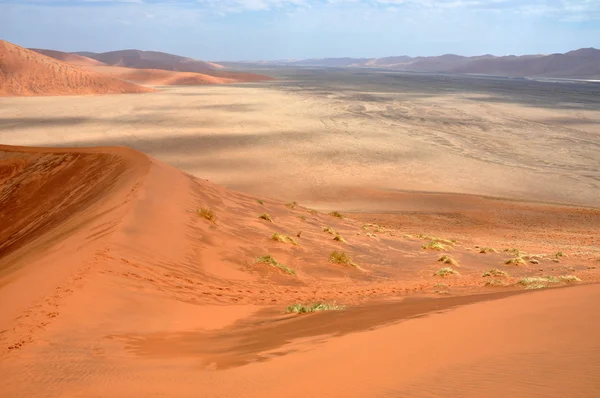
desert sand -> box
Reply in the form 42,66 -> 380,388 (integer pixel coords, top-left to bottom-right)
1,66 -> 599,396
88,65 -> 236,85
29,48 -> 106,67
0,41 -> 153,96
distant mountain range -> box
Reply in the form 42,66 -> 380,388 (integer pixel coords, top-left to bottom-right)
228,48 -> 600,79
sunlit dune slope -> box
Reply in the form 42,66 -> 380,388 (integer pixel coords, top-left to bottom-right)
0,40 -> 153,96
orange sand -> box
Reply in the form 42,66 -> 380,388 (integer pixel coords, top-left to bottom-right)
29,48 -> 106,67
0,41 -> 153,96
0,144 -> 599,396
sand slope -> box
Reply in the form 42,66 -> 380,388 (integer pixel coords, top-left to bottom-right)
29,48 -> 106,67
79,49 -> 272,82
0,144 -> 599,396
89,65 -> 235,85
0,41 -> 153,96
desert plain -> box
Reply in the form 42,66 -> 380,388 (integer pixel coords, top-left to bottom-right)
1,62 -> 600,396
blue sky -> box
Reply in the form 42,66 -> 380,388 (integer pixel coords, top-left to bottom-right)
1,0 -> 599,60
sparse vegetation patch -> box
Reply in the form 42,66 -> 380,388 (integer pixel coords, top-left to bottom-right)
434,267 -> 460,277
329,251 -> 357,267
505,257 -> 526,266
485,279 -> 508,287
438,255 -> 458,266
285,302 -> 345,314
257,199 -> 264,206
479,247 -> 498,254
423,241 -> 447,251
256,255 -> 296,275
482,268 -> 508,277
196,207 -> 216,223
323,226 -> 336,235
558,275 -> 581,283
333,233 -> 347,243
286,201 -> 298,209
259,213 -> 273,222
271,232 -> 299,246
329,211 -> 344,218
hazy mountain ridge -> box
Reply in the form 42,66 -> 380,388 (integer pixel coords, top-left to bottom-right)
228,48 -> 600,79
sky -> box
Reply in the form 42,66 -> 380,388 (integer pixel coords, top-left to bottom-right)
1,0 -> 599,61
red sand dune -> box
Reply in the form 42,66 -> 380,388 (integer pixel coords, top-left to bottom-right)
78,49 -> 272,82
29,48 -> 106,67
89,65 -> 235,85
0,41 -> 154,96
1,144 -> 599,396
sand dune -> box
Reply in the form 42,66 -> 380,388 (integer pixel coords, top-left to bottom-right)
29,48 -> 106,67
78,49 -> 272,83
89,65 -> 235,85
0,144 -> 599,396
0,41 -> 153,96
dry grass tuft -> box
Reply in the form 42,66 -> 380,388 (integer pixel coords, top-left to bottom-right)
558,275 -> 581,283
333,233 -> 347,243
329,251 -> 357,267
482,268 -> 508,277
271,232 -> 299,246
329,211 -> 344,218
479,247 -> 498,254
197,207 -> 216,223
257,199 -> 264,206
434,267 -> 460,277
505,257 -> 526,266
485,279 -> 508,287
323,226 -> 336,235
308,209 -> 319,215
504,248 -> 522,257
255,255 -> 296,275
286,201 -> 298,209
423,241 -> 447,251
285,303 -> 345,314
259,213 -> 273,222
438,255 -> 458,266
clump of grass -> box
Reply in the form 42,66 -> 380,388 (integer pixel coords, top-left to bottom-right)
259,213 -> 273,222
434,283 -> 449,288
416,234 -> 456,245
482,268 -> 508,277
285,302 -> 345,314
485,279 -> 508,287
329,251 -> 357,267
196,207 -> 216,223
555,251 -> 565,258
257,199 -> 264,206
438,255 -> 458,266
505,257 -> 526,266
308,209 -> 318,215
329,211 -> 344,218
530,259 -> 540,264
479,247 -> 497,254
323,226 -> 336,235
423,241 -> 447,251
255,255 -> 296,275
526,284 -> 548,290
333,233 -> 347,243
504,248 -> 522,256
434,267 -> 460,277
517,276 -> 557,286
286,201 -> 298,209
299,215 -> 307,221
271,232 -> 299,246
558,275 -> 581,283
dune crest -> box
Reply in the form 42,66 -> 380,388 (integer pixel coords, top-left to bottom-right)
1,144 -> 599,396
29,48 -> 106,67
0,41 -> 153,96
